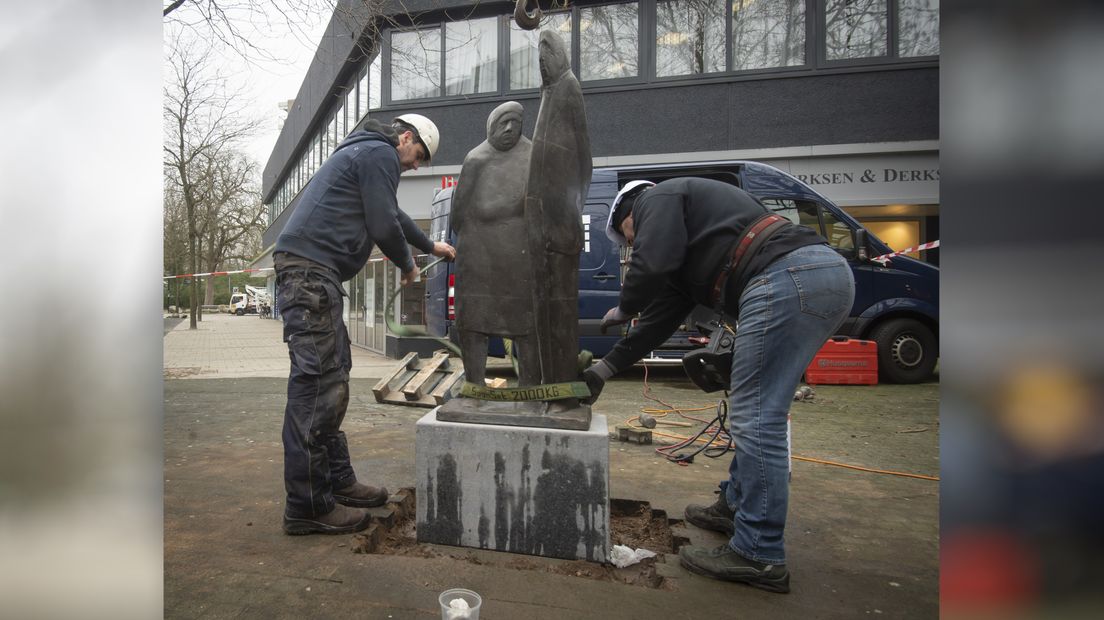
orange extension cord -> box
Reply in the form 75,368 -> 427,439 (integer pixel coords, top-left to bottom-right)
626,363 -> 940,482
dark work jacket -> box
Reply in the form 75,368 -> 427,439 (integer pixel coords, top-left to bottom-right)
602,177 -> 825,373
275,129 -> 434,281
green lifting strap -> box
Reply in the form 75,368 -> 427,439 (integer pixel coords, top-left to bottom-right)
383,257 -> 462,357
460,380 -> 591,402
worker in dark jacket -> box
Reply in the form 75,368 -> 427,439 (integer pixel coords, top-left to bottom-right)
274,115 -> 455,536
583,178 -> 854,592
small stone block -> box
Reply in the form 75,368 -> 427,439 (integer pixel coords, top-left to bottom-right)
351,523 -> 382,554
389,488 -> 415,518
617,425 -> 652,445
416,409 -> 610,562
365,506 -> 396,528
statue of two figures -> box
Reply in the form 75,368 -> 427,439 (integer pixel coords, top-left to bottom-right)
436,26 -> 594,431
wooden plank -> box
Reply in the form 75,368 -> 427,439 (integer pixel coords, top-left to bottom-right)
371,352 -> 418,402
401,351 -> 450,401
430,367 -> 466,406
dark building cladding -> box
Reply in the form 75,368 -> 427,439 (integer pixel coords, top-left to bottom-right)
258,0 -> 939,353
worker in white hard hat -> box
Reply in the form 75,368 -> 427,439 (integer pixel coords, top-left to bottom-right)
583,177 -> 854,593
272,113 -> 454,537
392,113 -> 440,171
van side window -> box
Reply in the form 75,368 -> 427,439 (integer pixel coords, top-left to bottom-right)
762,198 -> 854,254
760,198 -> 819,230
820,208 -> 854,252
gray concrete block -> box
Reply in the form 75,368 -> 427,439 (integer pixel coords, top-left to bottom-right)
416,409 -> 610,563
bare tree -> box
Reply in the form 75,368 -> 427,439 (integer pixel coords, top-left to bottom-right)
164,0 -> 333,65
197,152 -> 265,304
164,39 -> 262,328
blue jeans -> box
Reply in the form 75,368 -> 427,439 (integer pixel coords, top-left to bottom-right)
720,244 -> 854,564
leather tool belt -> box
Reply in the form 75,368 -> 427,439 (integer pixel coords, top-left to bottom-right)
710,213 -> 789,306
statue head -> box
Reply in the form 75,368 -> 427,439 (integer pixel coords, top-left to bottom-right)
538,30 -> 570,85
487,101 -> 524,151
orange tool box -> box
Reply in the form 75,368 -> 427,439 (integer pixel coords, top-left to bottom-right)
804,337 -> 878,385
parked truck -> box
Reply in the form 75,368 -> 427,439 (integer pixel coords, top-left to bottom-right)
425,160 -> 938,383
229,284 -> 271,316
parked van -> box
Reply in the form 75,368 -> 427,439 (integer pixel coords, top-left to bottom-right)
425,161 -> 938,383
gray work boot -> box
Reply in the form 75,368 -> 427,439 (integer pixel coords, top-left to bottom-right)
333,482 -> 389,508
283,504 -> 372,535
684,493 -> 736,536
679,544 -> 791,593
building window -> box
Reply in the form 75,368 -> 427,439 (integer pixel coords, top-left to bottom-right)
897,0 -> 938,57
345,85 -> 355,133
655,0 -> 725,77
391,28 -> 442,101
445,17 -> 499,95
580,3 -> 639,81
369,54 -> 382,109
357,66 -> 368,121
731,0 -> 805,70
330,110 -> 339,152
313,135 -> 321,174
510,11 -> 572,90
824,0 -> 887,60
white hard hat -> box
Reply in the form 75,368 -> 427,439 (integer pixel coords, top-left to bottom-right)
606,180 -> 655,246
394,113 -> 440,162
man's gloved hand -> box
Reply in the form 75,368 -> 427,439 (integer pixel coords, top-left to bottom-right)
600,306 -> 633,334
581,360 -> 616,405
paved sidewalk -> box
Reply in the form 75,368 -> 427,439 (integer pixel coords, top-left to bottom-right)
163,312 -> 400,380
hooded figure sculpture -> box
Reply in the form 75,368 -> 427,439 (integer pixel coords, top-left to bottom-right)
451,102 -> 539,387
526,30 -> 592,387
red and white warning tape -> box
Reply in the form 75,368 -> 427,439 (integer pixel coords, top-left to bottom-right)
163,268 -> 273,280
871,240 -> 939,265
162,254 -> 435,280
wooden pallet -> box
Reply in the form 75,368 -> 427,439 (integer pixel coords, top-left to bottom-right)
371,351 -> 464,408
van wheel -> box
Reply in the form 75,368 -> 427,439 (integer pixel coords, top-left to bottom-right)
870,318 -> 937,384
235,308 -> 244,316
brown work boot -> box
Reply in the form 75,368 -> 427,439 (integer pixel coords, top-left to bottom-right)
283,504 -> 372,535
684,492 -> 736,536
333,481 -> 389,508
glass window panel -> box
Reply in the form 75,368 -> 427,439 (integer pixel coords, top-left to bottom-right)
313,135 -> 321,174
391,28 -> 442,101
445,17 -> 499,95
825,0 -> 887,60
656,0 -> 725,77
345,87 -> 355,132
898,0 -> 938,57
357,66 -> 368,120
580,4 -> 639,81
509,12 -> 572,90
330,113 -> 339,153
820,207 -> 855,251
731,0 -> 805,70
370,54 -> 382,109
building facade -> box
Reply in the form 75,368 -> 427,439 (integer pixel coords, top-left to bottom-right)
259,0 -> 939,355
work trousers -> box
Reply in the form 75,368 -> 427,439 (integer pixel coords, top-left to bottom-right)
275,253 -> 356,518
721,244 -> 854,565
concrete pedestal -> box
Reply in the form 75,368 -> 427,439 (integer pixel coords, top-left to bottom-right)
415,409 -> 609,563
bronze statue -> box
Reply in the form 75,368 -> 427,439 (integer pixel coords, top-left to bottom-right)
437,24 -> 593,431
451,102 -> 540,387
526,29 -> 592,389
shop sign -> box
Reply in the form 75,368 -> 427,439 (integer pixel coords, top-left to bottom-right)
781,153 -> 940,206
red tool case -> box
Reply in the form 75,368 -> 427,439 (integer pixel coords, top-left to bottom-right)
804,337 -> 878,385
